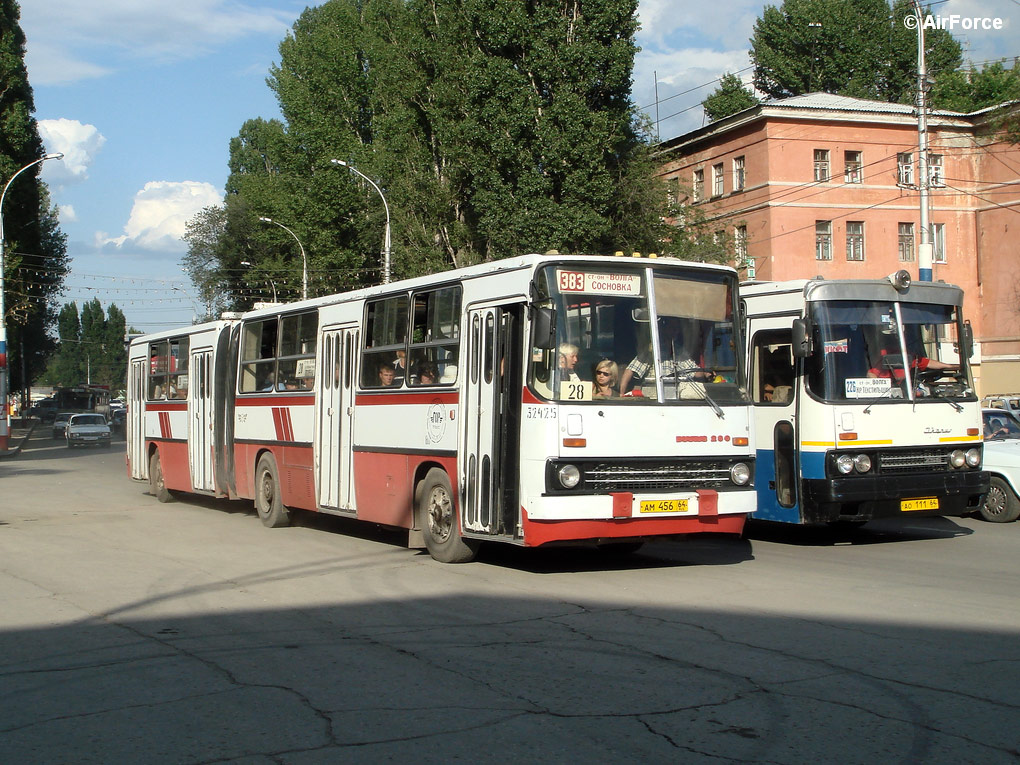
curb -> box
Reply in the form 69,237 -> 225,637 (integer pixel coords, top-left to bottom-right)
0,419 -> 38,458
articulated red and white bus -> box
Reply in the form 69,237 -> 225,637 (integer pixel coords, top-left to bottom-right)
127,254 -> 755,562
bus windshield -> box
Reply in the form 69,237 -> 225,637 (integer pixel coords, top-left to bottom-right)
805,299 -> 974,403
530,264 -> 746,405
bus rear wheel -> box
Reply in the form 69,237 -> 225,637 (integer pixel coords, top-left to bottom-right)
979,477 -> 1020,523
419,468 -> 478,563
255,453 -> 291,528
149,451 -> 174,503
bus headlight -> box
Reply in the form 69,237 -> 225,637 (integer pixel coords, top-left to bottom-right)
965,448 -> 981,468
853,454 -> 872,473
557,464 -> 581,489
949,450 -> 966,469
729,462 -> 751,486
836,454 -> 855,474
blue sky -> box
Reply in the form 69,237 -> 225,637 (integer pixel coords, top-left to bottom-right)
19,0 -> 1019,333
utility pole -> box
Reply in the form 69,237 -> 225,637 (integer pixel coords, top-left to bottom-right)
912,0 -> 933,282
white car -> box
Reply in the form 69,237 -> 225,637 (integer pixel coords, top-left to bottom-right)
980,409 -> 1020,522
65,413 -> 112,449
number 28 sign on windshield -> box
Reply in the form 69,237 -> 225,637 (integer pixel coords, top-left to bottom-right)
557,270 -> 642,296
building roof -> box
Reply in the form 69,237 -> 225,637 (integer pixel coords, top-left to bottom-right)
656,91 -> 995,155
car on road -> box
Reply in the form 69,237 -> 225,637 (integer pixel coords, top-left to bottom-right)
979,408 -> 1020,523
65,413 -> 112,448
981,394 -> 1020,419
52,412 -> 75,439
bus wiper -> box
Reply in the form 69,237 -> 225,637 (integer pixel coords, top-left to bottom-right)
928,388 -> 963,412
862,384 -> 902,414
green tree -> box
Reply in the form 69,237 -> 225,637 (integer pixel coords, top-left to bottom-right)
0,0 -> 69,402
931,60 -> 1020,114
702,73 -> 760,122
188,0 -> 688,304
102,304 -> 127,391
46,302 -> 82,387
750,0 -> 961,104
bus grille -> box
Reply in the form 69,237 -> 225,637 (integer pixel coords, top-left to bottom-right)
586,462 -> 733,492
878,449 -> 950,474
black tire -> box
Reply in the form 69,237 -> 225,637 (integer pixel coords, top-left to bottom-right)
254,453 -> 291,528
979,476 -> 1020,523
149,451 -> 174,503
419,468 -> 478,563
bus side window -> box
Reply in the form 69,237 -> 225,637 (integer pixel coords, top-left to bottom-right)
362,295 -> 409,388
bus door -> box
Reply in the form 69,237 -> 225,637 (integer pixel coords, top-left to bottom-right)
188,349 -> 215,492
315,324 -> 358,512
751,330 -> 801,521
462,303 -> 524,537
128,358 -> 147,480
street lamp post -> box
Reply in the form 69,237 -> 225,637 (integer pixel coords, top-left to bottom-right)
330,159 -> 391,284
258,216 -> 307,300
239,261 -> 278,303
0,152 -> 63,452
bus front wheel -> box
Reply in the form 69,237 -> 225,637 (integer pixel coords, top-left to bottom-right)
149,451 -> 174,503
979,476 -> 1020,523
255,453 -> 291,528
419,468 -> 478,563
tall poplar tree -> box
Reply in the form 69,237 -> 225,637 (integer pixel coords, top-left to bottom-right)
190,0 -> 686,306
0,0 -> 69,399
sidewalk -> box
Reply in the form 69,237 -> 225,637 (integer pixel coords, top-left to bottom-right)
0,418 -> 37,458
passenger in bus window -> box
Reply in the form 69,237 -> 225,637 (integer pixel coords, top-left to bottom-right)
592,359 -> 619,398
620,318 -> 709,395
378,364 -> 400,387
558,343 -> 580,381
258,371 -> 276,391
416,362 -> 438,386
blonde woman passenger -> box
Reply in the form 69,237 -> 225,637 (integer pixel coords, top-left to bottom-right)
592,358 -> 619,398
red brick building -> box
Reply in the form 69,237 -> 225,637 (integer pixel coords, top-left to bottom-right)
655,93 -> 1020,394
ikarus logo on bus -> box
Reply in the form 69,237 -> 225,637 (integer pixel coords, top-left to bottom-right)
425,400 -> 447,444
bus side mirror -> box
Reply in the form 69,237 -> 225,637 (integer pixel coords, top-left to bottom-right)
531,306 -> 556,350
962,320 -> 974,359
791,318 -> 814,358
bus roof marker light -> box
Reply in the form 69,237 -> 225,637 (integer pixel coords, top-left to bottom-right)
888,269 -> 911,292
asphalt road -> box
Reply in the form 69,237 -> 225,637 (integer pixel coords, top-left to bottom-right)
1,429 -> 1017,764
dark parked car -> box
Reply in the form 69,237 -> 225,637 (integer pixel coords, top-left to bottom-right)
52,412 -> 74,438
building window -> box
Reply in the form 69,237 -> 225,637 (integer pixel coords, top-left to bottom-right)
712,163 -> 724,197
815,221 -> 832,260
813,149 -> 830,182
933,222 -> 946,263
733,156 -> 745,191
898,222 -> 915,262
693,169 -> 704,202
929,154 -> 944,186
735,224 -> 747,257
897,153 -> 914,186
844,151 -> 863,184
846,221 -> 865,261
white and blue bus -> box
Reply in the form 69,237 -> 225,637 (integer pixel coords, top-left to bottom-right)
741,271 -> 988,524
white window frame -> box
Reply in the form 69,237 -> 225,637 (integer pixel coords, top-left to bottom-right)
815,220 -> 832,261
712,163 -> 724,197
933,222 -> 947,263
733,156 -> 745,191
844,151 -> 863,184
897,153 -> 914,186
929,154 -> 944,187
846,221 -> 865,261
692,168 -> 704,202
813,149 -> 830,182
897,222 -> 915,262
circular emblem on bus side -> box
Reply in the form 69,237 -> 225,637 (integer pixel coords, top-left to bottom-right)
426,401 -> 447,443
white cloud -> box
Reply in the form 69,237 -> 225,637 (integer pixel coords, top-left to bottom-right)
22,0 -> 295,85
59,205 -> 78,224
37,119 -> 106,187
98,181 -> 223,252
